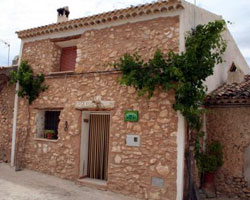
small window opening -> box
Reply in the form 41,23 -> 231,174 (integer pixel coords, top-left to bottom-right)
36,110 -> 61,140
44,111 -> 60,140
60,46 -> 77,71
230,62 -> 237,72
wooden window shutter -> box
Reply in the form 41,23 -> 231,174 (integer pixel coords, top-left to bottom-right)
60,46 -> 77,71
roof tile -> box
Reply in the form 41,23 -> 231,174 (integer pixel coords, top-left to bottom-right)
16,0 -> 183,39
205,75 -> 250,106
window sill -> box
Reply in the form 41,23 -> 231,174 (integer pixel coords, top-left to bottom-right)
33,138 -> 58,143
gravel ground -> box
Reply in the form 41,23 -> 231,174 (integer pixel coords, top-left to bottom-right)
0,163 -> 135,200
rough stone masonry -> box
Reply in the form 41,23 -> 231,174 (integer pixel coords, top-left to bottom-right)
0,82 -> 15,162
1,16 -> 179,200
207,107 -> 250,199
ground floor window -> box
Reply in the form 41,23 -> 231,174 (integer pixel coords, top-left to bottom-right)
36,110 -> 61,140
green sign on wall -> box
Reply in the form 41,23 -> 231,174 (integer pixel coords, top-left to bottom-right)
124,110 -> 138,122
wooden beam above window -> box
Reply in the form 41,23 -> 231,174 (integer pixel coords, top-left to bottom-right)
50,34 -> 81,43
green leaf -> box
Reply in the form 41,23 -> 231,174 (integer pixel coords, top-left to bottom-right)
10,60 -> 48,104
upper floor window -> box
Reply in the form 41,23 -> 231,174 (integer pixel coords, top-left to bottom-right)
60,46 -> 77,71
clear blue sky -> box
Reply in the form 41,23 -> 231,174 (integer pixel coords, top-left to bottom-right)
0,0 -> 249,66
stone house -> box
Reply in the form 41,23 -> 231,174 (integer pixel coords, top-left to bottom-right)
0,66 -> 17,162
0,0 -> 249,199
205,72 -> 250,199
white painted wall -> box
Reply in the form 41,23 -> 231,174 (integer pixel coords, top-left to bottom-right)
177,2 -> 249,199
176,112 -> 185,200
36,110 -> 45,138
10,41 -> 24,167
80,111 -> 90,177
180,0 -> 249,93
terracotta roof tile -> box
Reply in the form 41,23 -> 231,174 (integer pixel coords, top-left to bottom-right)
16,0 -> 183,39
205,75 -> 250,106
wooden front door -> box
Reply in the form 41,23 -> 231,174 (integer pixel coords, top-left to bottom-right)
87,113 -> 110,180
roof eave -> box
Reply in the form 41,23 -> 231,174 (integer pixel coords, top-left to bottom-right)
16,0 -> 184,39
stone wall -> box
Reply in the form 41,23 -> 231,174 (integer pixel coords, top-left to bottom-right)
16,75 -> 178,199
22,40 -> 61,75
22,16 -> 179,75
15,16 -> 180,200
76,17 -> 179,73
245,145 -> 250,188
0,82 -> 15,162
206,107 -> 250,199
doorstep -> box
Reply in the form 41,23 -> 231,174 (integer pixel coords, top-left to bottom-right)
77,178 -> 107,191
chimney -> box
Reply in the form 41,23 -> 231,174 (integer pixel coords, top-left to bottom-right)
227,63 -> 245,84
57,7 -> 70,23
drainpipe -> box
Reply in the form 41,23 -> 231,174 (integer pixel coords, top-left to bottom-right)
202,113 -> 207,152
11,41 -> 24,167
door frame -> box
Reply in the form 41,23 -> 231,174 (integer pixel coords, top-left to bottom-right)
79,111 -> 110,179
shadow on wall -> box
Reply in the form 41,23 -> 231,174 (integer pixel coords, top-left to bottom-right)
244,144 -> 250,188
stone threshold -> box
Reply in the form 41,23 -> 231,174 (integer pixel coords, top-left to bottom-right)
33,138 -> 58,143
77,178 -> 107,191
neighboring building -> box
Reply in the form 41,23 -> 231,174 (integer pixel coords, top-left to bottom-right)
0,0 -> 249,199
205,72 -> 250,199
0,66 -> 17,162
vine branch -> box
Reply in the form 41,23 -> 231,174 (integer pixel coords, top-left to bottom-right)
10,60 -> 48,104
114,20 -> 226,133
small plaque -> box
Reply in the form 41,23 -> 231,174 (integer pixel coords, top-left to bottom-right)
126,135 -> 140,147
151,177 -> 164,188
124,111 -> 138,122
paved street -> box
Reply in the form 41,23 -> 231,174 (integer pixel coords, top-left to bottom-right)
0,163 -> 134,200
0,163 -> 241,200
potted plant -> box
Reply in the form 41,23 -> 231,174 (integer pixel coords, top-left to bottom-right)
199,141 -> 223,195
44,129 -> 55,139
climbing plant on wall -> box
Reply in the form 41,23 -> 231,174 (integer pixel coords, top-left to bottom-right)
113,20 -> 227,158
10,60 -> 48,104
